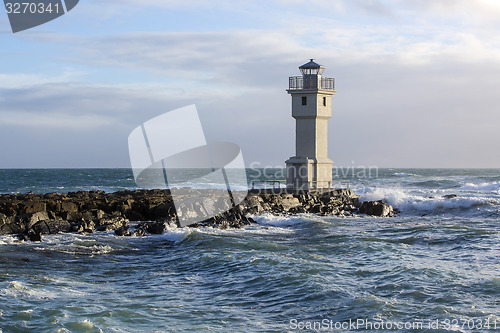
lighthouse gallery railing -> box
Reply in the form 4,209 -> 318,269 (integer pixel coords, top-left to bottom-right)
289,76 -> 335,90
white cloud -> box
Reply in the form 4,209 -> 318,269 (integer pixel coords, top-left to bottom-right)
3,0 -> 500,167
0,71 -> 83,89
0,111 -> 114,129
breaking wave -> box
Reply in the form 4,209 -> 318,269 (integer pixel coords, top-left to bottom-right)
360,187 -> 496,216
459,181 -> 500,193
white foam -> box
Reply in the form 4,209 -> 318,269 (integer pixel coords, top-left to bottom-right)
360,188 -> 411,207
243,224 -> 296,235
360,187 -> 493,214
79,319 -> 96,329
65,319 -> 99,332
90,244 -> 114,254
0,235 -> 21,245
394,172 -> 419,177
55,329 -> 70,333
250,213 -> 307,227
30,234 -> 117,256
0,281 -> 57,300
459,181 -> 500,193
160,224 -> 191,244
410,196 -> 487,211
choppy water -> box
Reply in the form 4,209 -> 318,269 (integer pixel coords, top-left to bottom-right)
0,169 -> 499,332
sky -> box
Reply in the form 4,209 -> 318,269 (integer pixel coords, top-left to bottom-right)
1,0 -> 500,168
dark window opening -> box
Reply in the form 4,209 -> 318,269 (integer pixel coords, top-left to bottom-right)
302,96 -> 307,105
323,96 -> 327,106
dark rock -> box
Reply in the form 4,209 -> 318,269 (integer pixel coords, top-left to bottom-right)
30,220 -> 72,234
132,228 -> 147,237
95,217 -> 127,232
125,210 -> 145,221
310,204 -> 322,214
145,222 -> 166,234
114,226 -> 131,236
27,231 -> 42,242
289,205 -> 306,214
359,201 -> 394,217
17,233 -> 29,242
149,203 -> 176,220
23,201 -> 47,214
71,223 -> 84,233
0,187 -> 391,238
59,202 -> 79,213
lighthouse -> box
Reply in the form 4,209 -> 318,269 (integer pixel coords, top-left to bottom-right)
286,59 -> 336,190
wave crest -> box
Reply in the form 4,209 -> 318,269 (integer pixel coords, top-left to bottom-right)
360,187 -> 494,215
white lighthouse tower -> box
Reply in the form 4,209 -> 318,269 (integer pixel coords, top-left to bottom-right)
286,59 -> 336,190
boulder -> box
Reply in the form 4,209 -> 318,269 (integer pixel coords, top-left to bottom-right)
95,217 -> 128,231
114,226 -> 131,236
30,220 -> 72,234
359,201 -> 394,217
23,201 -> 47,214
145,222 -> 166,234
0,188 -> 386,240
281,196 -> 301,211
55,201 -> 79,213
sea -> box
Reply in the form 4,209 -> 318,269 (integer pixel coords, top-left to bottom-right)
0,168 -> 499,332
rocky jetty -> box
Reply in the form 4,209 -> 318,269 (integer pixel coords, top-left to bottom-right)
0,188 -> 394,241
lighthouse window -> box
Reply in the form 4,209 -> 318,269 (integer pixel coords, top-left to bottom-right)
323,97 -> 327,106
302,96 -> 307,105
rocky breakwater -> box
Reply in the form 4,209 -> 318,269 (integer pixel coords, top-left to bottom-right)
0,189 -> 393,241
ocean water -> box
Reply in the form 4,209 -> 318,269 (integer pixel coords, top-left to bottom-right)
0,168 -> 499,332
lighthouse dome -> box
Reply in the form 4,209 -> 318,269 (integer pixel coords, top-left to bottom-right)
299,59 -> 325,75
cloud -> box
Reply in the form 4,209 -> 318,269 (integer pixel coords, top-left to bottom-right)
60,30 -> 303,89
40,9 -> 500,82
0,71 -> 82,89
20,0 -> 500,74
3,0 -> 500,167
0,111 -> 114,129
4,25 -> 500,167
0,81 -> 191,130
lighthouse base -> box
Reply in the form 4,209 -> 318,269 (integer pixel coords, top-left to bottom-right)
285,157 -> 333,191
